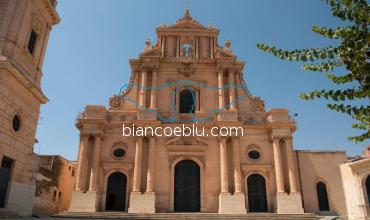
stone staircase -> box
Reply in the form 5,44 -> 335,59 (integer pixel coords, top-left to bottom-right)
0,208 -> 18,219
54,212 -> 332,220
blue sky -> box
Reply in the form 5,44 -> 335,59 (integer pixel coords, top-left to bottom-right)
36,0 -> 369,160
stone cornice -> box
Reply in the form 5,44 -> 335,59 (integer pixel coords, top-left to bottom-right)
41,0 -> 60,25
156,28 -> 219,36
270,135 -> 292,142
241,164 -> 272,174
215,61 -> 245,72
348,158 -> 370,172
129,59 -> 160,72
268,121 -> 296,131
102,162 -> 134,171
0,61 -> 48,104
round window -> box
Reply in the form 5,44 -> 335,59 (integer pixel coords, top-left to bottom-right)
12,114 -> 21,132
113,148 -> 126,158
248,150 -> 260,160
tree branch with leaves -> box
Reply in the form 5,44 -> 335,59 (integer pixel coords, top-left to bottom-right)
257,0 -> 369,142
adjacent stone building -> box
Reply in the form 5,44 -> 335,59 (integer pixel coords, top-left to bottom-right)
33,155 -> 76,216
0,0 -> 59,216
67,9 -> 368,219
340,148 -> 370,220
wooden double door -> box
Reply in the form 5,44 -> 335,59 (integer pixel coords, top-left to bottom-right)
174,160 -> 200,212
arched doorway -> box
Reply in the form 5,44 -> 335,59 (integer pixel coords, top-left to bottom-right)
366,175 -> 370,204
179,89 -> 195,114
174,160 -> 200,212
247,174 -> 267,212
316,181 -> 330,211
105,172 -> 127,211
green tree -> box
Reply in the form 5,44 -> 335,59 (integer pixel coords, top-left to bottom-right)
257,0 -> 369,142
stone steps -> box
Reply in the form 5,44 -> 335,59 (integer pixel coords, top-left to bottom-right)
0,208 -> 19,219
54,212 -> 326,220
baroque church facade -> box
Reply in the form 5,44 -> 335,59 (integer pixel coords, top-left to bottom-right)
69,10 -> 353,216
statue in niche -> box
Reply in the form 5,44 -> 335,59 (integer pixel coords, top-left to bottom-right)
181,44 -> 193,58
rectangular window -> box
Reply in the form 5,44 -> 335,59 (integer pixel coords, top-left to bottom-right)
71,168 -> 75,177
27,30 -> 38,55
52,190 -> 57,201
58,192 -> 62,200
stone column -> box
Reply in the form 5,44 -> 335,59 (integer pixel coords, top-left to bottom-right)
146,137 -> 156,192
219,138 -> 229,193
176,37 -> 180,58
149,70 -> 157,109
228,70 -> 236,110
284,136 -> 298,193
132,137 -> 143,192
195,37 -> 199,59
139,70 -> 147,108
75,135 -> 89,191
272,137 -> 285,193
232,137 -> 243,193
89,135 -> 102,191
196,90 -> 200,111
218,69 -> 225,109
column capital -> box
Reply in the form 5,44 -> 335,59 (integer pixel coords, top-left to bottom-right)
93,133 -> 104,140
216,64 -> 236,73
231,136 -> 240,141
271,135 -> 282,142
283,135 -> 293,141
141,61 -> 159,72
79,133 -> 90,139
216,65 -> 224,73
218,136 -> 228,142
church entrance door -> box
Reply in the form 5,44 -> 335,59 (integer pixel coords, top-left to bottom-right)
105,172 -> 127,211
247,174 -> 267,212
174,160 -> 200,212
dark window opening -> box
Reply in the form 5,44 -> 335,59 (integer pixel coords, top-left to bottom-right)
316,181 -> 330,211
113,148 -> 126,158
52,190 -> 57,201
58,191 -> 62,200
0,157 -> 13,170
27,30 -> 38,55
366,175 -> 370,204
179,89 -> 195,114
248,150 -> 261,160
12,115 -> 21,132
71,168 -> 75,177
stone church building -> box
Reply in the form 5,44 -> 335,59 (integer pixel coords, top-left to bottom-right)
0,0 -> 59,216
69,10 -> 366,218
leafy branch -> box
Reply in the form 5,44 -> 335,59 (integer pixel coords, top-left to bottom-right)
257,0 -> 369,142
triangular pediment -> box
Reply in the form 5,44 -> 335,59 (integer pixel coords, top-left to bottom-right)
169,9 -> 207,30
171,21 -> 206,30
